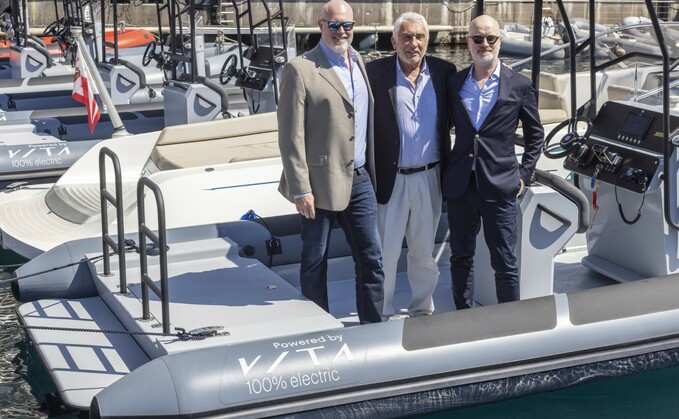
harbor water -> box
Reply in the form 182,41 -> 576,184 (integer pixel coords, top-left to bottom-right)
0,44 -> 677,418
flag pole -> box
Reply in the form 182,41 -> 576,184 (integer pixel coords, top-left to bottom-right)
71,27 -> 130,138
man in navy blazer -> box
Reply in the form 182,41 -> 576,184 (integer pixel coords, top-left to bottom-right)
366,13 -> 456,320
442,15 -> 544,309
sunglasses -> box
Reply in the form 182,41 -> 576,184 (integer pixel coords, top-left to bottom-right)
321,19 -> 355,31
469,35 -> 500,45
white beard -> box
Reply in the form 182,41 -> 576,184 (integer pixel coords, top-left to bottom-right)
476,51 -> 496,65
333,41 -> 350,55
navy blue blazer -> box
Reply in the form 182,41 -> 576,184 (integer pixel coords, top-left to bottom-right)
442,64 -> 544,201
366,55 -> 456,205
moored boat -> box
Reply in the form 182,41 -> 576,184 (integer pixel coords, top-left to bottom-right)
499,19 -> 565,59
8,0 -> 679,417
0,0 -> 290,184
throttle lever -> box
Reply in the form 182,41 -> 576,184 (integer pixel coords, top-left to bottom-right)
591,144 -> 622,169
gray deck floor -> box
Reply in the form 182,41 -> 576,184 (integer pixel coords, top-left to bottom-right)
316,246 -> 617,326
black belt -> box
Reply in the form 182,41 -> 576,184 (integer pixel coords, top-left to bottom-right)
354,165 -> 364,176
398,161 -> 439,175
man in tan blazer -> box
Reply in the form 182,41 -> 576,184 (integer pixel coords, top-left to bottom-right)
278,0 -> 384,324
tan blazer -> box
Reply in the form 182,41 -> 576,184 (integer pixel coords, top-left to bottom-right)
277,44 -> 375,212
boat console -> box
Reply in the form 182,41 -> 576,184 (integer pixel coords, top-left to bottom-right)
563,101 -> 674,194
561,101 -> 679,280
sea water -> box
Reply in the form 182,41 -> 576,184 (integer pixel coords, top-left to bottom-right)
0,45 -> 675,418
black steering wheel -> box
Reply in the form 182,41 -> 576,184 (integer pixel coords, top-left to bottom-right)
219,54 -> 238,85
142,40 -> 157,67
543,116 -> 593,159
42,19 -> 62,37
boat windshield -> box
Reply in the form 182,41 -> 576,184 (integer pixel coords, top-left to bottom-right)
627,71 -> 679,108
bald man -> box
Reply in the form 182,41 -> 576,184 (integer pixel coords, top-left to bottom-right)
277,0 -> 384,324
442,15 -> 544,309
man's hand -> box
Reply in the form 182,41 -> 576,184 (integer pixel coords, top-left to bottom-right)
295,194 -> 316,219
517,179 -> 525,198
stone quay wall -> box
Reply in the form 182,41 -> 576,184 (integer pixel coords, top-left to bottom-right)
3,0 -> 678,45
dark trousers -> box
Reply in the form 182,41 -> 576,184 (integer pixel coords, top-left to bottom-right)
446,174 -> 519,309
299,166 -> 384,324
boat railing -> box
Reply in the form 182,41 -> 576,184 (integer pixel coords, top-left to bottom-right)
510,21 -> 679,70
99,147 -> 128,292
9,0 -> 28,48
136,177 -> 171,334
100,0 -> 121,64
230,0 -> 289,106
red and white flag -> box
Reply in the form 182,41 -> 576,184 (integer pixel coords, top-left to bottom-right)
72,47 -> 101,134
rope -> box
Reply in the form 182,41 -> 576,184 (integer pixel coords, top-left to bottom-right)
0,263 -> 24,269
0,255 -> 104,289
0,239 -> 141,289
1,322 -> 218,341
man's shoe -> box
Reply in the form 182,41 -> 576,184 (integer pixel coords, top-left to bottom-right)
387,313 -> 410,321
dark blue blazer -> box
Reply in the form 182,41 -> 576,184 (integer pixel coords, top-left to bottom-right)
442,64 -> 544,201
366,55 -> 456,205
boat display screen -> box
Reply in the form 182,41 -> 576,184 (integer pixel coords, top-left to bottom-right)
618,112 -> 653,142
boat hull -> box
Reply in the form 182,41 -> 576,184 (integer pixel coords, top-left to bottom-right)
86,275 -> 679,417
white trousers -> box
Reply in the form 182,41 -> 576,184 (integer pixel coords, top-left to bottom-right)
377,166 -> 442,317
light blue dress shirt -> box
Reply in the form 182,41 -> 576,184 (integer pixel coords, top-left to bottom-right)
395,58 -> 439,168
460,62 -> 501,171
319,41 -> 369,169
460,62 -> 501,130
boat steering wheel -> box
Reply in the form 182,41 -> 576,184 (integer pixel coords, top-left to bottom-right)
42,19 -> 62,37
219,54 -> 238,85
543,116 -> 593,159
142,41 -> 158,67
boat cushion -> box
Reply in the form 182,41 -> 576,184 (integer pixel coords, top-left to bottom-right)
536,89 -> 569,124
17,297 -> 150,410
155,112 -> 277,146
538,108 -> 569,125
607,84 -> 647,101
151,112 -> 279,169
151,131 -> 280,169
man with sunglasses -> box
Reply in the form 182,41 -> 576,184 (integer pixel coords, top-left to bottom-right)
277,0 -> 384,324
442,15 -> 544,309
366,13 -> 456,320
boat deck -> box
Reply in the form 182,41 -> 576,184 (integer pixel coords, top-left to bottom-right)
275,240 -> 617,326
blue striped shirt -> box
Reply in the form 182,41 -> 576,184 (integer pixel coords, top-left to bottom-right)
395,58 -> 439,168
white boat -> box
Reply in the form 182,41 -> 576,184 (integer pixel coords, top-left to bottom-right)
0,0 -> 291,184
10,95 -> 679,417
556,18 -> 614,59
499,19 -> 565,59
590,16 -> 679,59
8,2 -> 679,416
0,60 -> 663,258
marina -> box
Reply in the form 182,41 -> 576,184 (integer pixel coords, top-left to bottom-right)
3,0 -> 679,417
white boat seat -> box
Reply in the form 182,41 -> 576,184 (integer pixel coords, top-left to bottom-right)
538,108 -> 570,125
607,84 -> 647,101
537,89 -> 569,124
17,297 -> 150,410
520,69 -> 569,94
151,112 -> 279,170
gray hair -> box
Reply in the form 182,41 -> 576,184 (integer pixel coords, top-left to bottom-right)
393,12 -> 429,38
